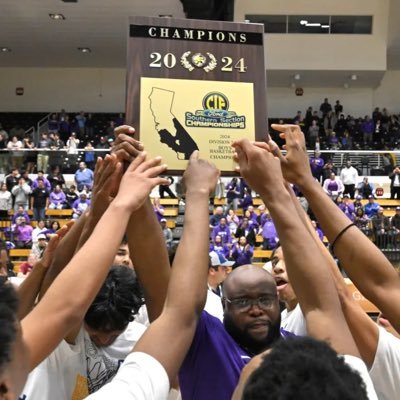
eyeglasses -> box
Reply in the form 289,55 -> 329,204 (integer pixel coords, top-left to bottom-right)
224,295 -> 277,312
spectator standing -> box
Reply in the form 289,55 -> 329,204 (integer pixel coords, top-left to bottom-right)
239,187 -> 253,211
340,160 -> 359,199
59,115 -> 71,142
66,132 -> 80,167
72,192 -> 91,219
48,114 -> 59,133
31,171 -> 51,192
235,217 -> 256,247
31,179 -> 50,221
65,184 -> 79,209
95,136 -> 111,159
323,172 -> 344,200
364,195 -> 380,218
159,176 -> 176,198
74,162 -> 94,191
7,135 -> 24,169
37,132 -> 51,173
75,111 -> 86,137
309,151 -> 325,182
47,166 -> 66,190
334,100 -> 343,116
324,111 -> 337,138
361,116 -> 374,146
231,236 -> 254,268
11,178 -> 31,210
85,113 -> 95,139
307,120 -> 320,149
22,136 -> 36,173
160,218 -> 173,251
0,182 -> 12,219
84,142 -> 96,171
389,166 -> 400,199
49,185 -> 66,209
319,98 -> 332,118
13,216 -> 33,248
226,177 -> 240,211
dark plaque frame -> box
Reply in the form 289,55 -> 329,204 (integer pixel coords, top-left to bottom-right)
126,16 -> 267,174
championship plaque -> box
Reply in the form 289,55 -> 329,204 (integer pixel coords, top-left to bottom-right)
126,16 -> 267,173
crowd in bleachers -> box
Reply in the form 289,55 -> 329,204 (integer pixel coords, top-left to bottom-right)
270,98 -> 400,151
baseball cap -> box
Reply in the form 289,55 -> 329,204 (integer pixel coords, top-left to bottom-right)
37,234 -> 47,240
396,207 -> 400,211
356,195 -> 362,200
368,195 -> 374,199
160,218 -> 167,222
343,194 -> 350,198
209,251 -> 235,268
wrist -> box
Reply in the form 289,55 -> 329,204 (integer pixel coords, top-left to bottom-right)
185,188 -> 209,198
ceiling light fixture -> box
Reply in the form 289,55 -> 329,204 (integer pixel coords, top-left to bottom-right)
321,25 -> 330,28
306,23 -> 321,27
1,47 -> 11,52
78,47 -> 91,53
294,74 -> 301,80
351,74 -> 358,81
49,13 -> 66,20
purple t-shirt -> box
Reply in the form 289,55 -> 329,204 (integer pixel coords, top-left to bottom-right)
179,311 -> 251,400
327,181 -> 339,192
179,311 -> 293,400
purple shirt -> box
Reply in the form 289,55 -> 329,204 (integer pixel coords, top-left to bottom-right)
32,178 -> 51,192
15,224 -> 33,241
179,312 -> 294,400
309,157 -> 324,175
179,312 -> 251,400
232,245 -> 254,266
12,211 -> 30,224
211,224 -> 231,244
49,191 -> 66,206
339,203 -> 355,221
209,243 -> 230,258
262,219 -> 277,241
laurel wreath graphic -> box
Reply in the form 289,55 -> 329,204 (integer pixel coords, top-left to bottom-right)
180,51 -> 218,73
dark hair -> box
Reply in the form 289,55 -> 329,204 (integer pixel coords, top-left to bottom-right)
243,337 -> 368,400
84,266 -> 144,332
0,281 -> 18,374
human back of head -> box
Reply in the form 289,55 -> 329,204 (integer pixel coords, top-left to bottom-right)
84,266 -> 144,344
243,337 -> 368,400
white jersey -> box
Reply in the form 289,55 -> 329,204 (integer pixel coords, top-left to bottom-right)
369,327 -> 400,400
20,321 -> 146,400
86,352 -> 169,400
343,355 -> 378,400
204,289 -> 224,322
281,304 -> 308,336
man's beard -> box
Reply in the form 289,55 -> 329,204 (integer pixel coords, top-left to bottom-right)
223,314 -> 281,356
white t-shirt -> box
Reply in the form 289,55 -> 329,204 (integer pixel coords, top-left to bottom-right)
343,355 -> 378,400
369,327 -> 400,400
204,289 -> 224,322
135,305 -> 150,327
86,352 -> 169,400
281,304 -> 308,336
20,321 -> 146,400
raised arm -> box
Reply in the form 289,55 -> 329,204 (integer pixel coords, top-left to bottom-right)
113,126 -> 171,322
132,152 -> 220,384
270,123 -> 400,333
21,153 -> 169,370
233,138 -> 359,357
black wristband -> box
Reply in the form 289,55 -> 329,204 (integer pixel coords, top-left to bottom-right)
330,223 -> 355,256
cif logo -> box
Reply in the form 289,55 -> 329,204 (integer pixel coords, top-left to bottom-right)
202,92 -> 229,111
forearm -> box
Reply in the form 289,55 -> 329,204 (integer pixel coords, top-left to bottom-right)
127,199 -> 171,322
164,190 -> 209,317
39,213 -> 87,298
17,261 -> 48,319
22,203 -> 130,369
299,179 -> 400,307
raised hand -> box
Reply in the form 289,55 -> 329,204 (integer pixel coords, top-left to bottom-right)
112,125 -> 144,163
181,151 -> 220,196
232,138 -> 285,199
115,152 -> 169,212
269,124 -> 314,188
91,154 -> 123,216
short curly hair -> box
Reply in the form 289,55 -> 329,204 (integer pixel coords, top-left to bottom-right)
84,266 -> 144,332
0,281 -> 18,374
243,336 -> 368,400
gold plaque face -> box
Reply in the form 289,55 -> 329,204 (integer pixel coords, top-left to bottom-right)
140,77 -> 255,171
